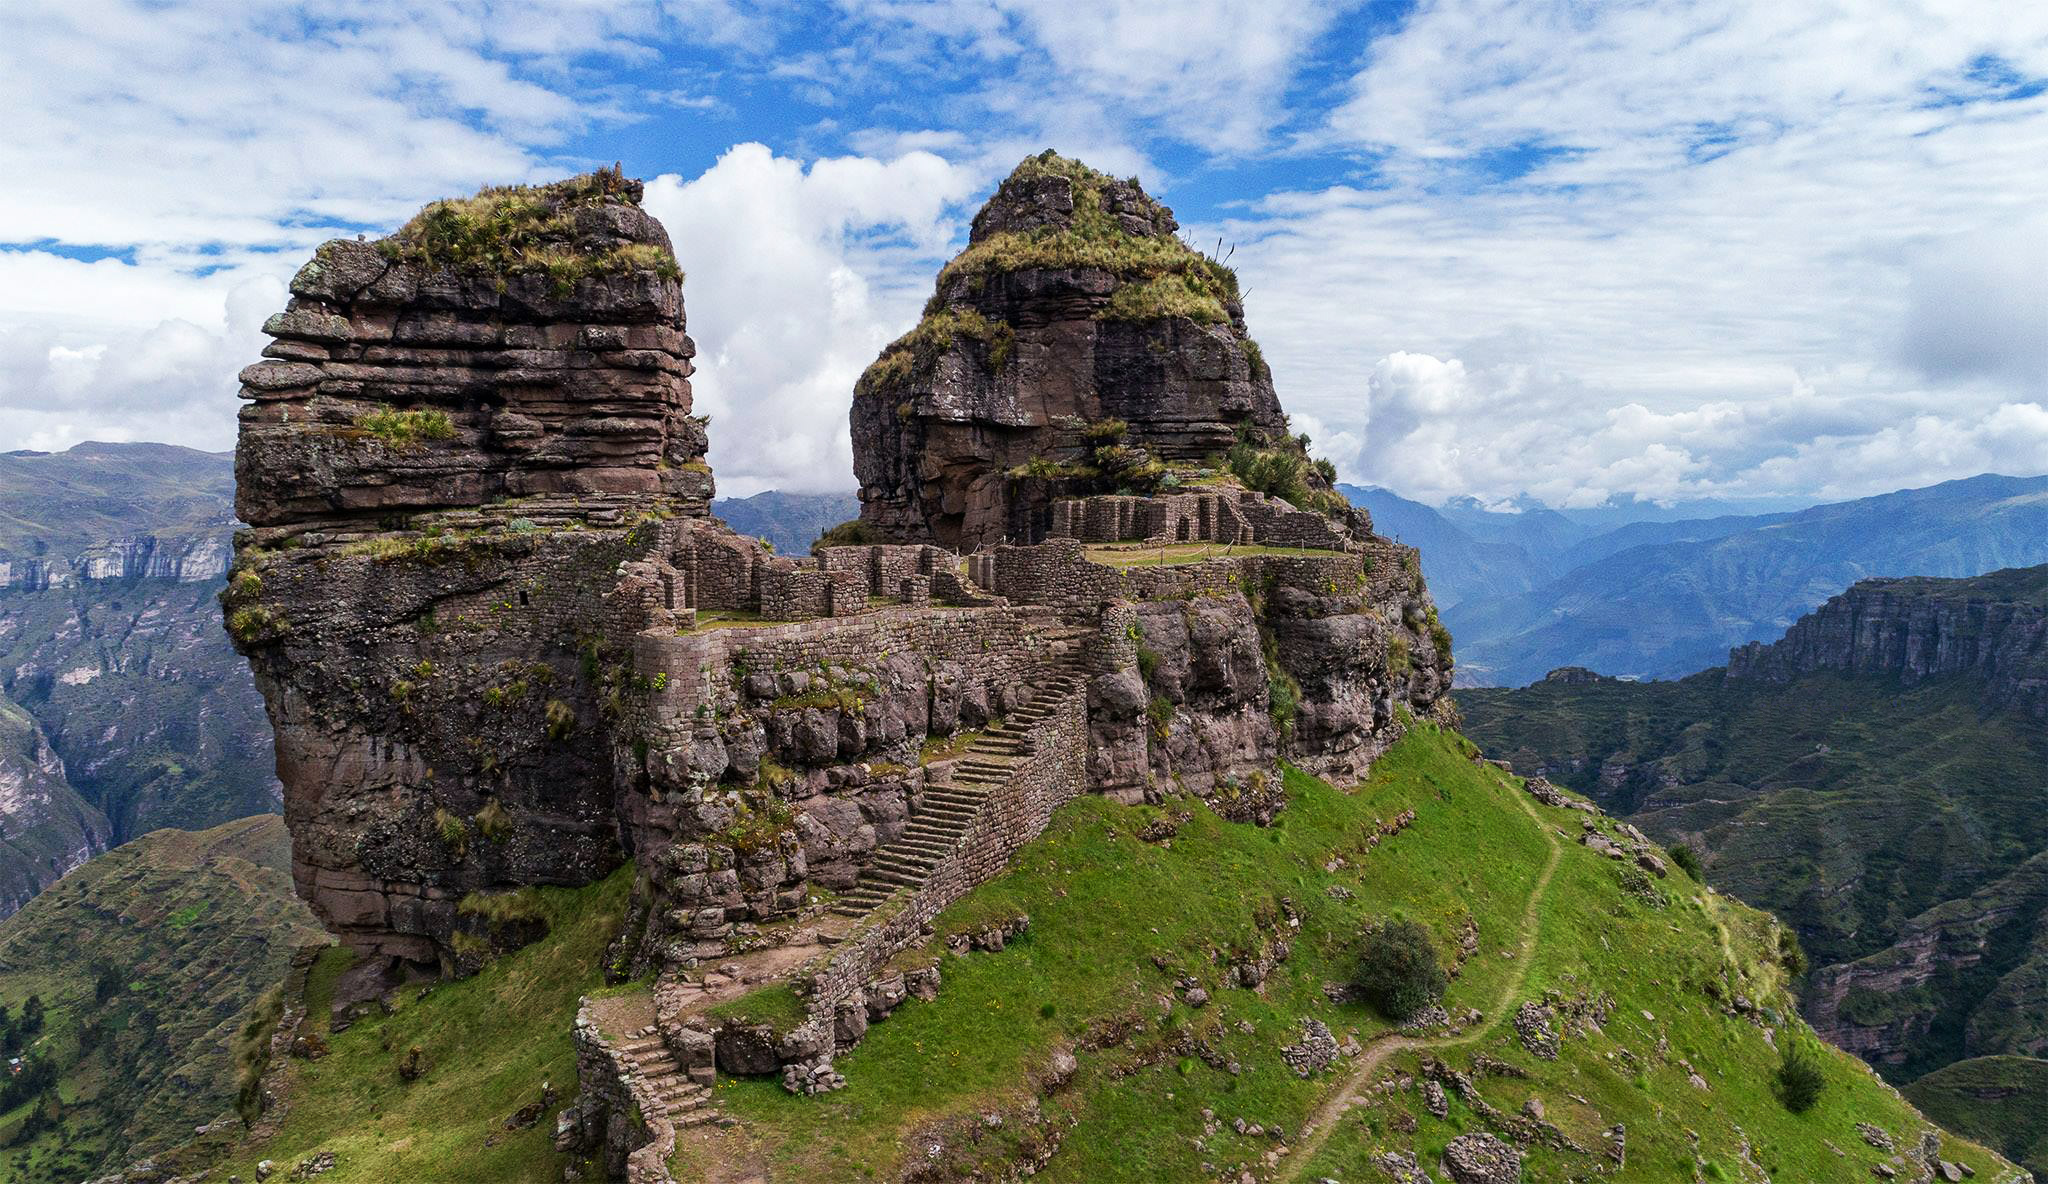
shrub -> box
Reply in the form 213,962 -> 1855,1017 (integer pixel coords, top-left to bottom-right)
1777,1043 -> 1827,1113
813,519 -> 878,552
434,807 -> 468,857
1777,926 -> 1809,977
1669,843 -> 1704,880
1354,918 -> 1447,1022
356,406 -> 456,447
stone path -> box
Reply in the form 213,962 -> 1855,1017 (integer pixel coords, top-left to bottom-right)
1281,771 -> 1566,1180
831,653 -> 1087,918
588,991 -> 716,1127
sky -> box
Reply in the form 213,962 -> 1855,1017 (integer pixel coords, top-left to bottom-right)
4,1 -> 2046,508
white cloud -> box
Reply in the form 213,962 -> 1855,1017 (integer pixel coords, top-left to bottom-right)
643,144 -> 976,496
1220,1 -> 2048,508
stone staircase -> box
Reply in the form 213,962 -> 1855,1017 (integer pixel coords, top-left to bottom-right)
615,1026 -> 715,1126
832,649 -> 1088,918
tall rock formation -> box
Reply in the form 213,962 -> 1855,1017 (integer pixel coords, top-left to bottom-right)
229,170 -> 711,974
229,163 -> 1450,1015
850,152 -> 1330,549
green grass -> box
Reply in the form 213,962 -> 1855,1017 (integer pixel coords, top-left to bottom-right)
355,407 -> 456,447
209,867 -> 633,1184
705,984 -> 807,1033
374,167 -> 681,289
1082,542 -> 1337,568
1905,1055 -> 2048,1177
690,727 -> 1548,1180
684,727 -> 2015,1183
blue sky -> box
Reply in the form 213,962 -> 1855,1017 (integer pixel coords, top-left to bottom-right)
4,1 -> 2046,506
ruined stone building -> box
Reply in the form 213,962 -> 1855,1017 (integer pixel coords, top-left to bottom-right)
228,156 -> 1453,1177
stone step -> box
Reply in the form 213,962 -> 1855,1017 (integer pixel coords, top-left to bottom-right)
919,792 -> 984,809
867,866 -> 926,887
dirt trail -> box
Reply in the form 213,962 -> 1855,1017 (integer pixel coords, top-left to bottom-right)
1282,778 -> 1565,1180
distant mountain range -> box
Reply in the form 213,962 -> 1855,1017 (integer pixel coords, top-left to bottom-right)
710,489 -> 859,556
1343,475 -> 2048,686
0,443 -> 275,919
1461,565 -> 2048,1176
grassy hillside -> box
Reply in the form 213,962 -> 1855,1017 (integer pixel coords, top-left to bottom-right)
124,729 -> 2021,1182
1462,664 -> 2048,1083
0,816 -> 323,1184
672,727 -> 2014,1182
173,868 -> 635,1184
0,442 -> 234,562
1906,1056 -> 2048,1179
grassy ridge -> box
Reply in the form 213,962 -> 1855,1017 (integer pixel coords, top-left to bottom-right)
0,817 -> 323,1184
678,727 -> 2012,1182
1904,1056 -> 2048,1178
204,868 -> 633,1184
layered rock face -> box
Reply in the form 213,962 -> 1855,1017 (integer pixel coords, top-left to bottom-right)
232,163 -> 1452,993
851,153 -> 1306,549
1728,564 -> 2048,717
230,172 -> 712,972
236,168 -> 709,527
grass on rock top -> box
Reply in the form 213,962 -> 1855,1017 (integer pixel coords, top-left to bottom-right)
373,166 -> 681,290
681,725 -> 2013,1183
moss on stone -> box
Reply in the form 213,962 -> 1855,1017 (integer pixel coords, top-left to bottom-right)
377,167 -> 682,288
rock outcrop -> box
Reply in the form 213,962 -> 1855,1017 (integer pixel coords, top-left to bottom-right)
1728,565 -> 2048,717
227,162 -> 1453,1132
850,152 -> 1328,549
235,167 -> 709,528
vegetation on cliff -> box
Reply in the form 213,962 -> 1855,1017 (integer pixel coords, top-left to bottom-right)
370,167 -> 681,293
674,726 -> 2009,1181
0,817 -> 323,1184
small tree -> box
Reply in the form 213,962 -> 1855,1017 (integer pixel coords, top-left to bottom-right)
1354,919 -> 1447,1022
1669,843 -> 1704,880
1777,1042 -> 1826,1113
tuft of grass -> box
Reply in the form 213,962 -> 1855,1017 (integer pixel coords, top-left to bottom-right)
457,887 -> 547,928
356,406 -> 456,447
376,167 -> 681,290
857,308 -> 1016,396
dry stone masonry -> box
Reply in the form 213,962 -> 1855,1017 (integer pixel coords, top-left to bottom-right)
228,158 -> 1454,1177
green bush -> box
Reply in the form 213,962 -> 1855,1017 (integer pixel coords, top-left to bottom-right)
356,406 -> 456,447
1354,918 -> 1447,1022
1669,843 -> 1704,880
814,519 -> 878,551
1777,1043 -> 1827,1113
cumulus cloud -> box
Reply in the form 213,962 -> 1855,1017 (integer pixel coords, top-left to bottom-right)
643,145 -> 976,496
1220,1 -> 2048,509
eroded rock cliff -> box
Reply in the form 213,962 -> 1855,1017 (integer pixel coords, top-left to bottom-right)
850,152 -> 1332,550
230,163 -> 1451,1016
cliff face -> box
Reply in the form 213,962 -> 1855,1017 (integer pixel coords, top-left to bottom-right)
1461,563 -> 2048,1088
1727,565 -> 2048,716
850,153 -> 1308,550
230,164 -> 1449,1015
228,170 -> 712,973
0,445 -> 277,918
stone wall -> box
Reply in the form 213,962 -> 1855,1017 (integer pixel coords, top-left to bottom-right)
569,1003 -> 675,1184
799,687 -> 1090,1027
1047,489 -> 1349,551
